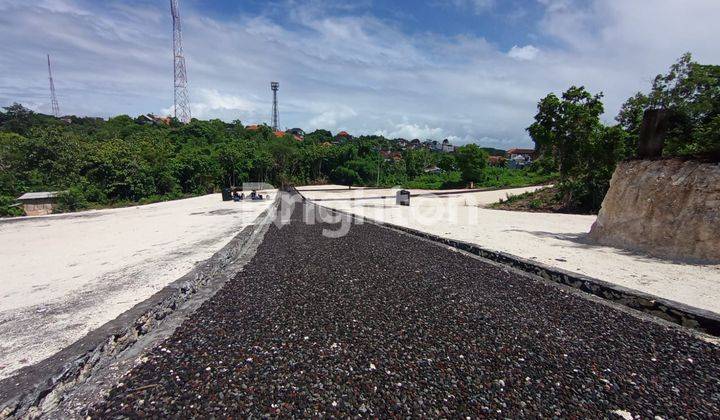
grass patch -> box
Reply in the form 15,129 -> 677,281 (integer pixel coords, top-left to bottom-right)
490,185 -> 597,214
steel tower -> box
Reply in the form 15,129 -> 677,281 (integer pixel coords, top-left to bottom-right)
271,81 -> 279,130
47,54 -> 60,117
171,0 -> 191,123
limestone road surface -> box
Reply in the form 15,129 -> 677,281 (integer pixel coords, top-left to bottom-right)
90,197 -> 720,418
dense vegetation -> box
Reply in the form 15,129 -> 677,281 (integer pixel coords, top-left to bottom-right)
8,54 -> 708,217
0,108 -> 552,216
527,53 -> 719,213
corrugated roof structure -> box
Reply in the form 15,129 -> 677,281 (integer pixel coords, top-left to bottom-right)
17,192 -> 60,201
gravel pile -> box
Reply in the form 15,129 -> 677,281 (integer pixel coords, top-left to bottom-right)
90,198 -> 720,417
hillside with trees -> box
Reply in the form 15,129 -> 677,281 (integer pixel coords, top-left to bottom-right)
0,108 -> 552,216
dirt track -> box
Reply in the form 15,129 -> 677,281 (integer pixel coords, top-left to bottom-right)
89,196 -> 720,417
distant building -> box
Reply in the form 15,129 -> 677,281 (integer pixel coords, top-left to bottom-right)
441,139 -> 455,153
287,128 -> 305,141
335,130 -> 352,142
136,114 -> 172,126
246,125 -> 294,139
424,166 -> 442,174
488,155 -> 507,167
16,192 -> 60,216
380,150 -> 402,162
507,148 -> 536,168
135,114 -> 154,125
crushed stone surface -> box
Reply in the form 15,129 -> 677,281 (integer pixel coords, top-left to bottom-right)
89,198 -> 720,418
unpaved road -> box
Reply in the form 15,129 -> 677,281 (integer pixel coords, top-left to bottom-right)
300,185 -> 720,314
90,195 -> 720,418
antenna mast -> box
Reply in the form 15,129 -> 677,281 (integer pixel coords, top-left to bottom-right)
47,54 -> 60,117
170,0 -> 191,123
271,81 -> 279,130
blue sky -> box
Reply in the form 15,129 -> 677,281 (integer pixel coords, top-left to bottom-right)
1,0 -> 719,148
196,0 -> 547,49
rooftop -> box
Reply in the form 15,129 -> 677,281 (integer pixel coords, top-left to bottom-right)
17,192 -> 60,201
507,148 -> 535,155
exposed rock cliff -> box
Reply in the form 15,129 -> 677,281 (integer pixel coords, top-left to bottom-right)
589,159 -> 720,263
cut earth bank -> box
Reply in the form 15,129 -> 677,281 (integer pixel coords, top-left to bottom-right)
590,159 -> 720,263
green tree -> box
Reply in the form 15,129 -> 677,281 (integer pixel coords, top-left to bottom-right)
528,86 -> 625,211
172,149 -> 219,194
455,144 -> 488,184
616,92 -> 649,154
617,53 -> 720,158
403,148 -> 434,179
85,139 -> 156,201
304,129 -> 333,144
0,103 -> 35,136
216,141 -> 253,187
331,166 -> 361,187
437,153 -> 456,172
56,186 -> 89,212
0,132 -> 28,196
23,128 -> 85,189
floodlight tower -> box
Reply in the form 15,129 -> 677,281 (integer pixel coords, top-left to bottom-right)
171,0 -> 191,123
47,54 -> 60,117
271,81 -> 279,130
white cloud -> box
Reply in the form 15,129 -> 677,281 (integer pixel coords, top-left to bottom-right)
173,89 -> 264,121
307,106 -> 358,130
375,123 -> 446,140
1,0 -> 720,149
507,45 -> 540,61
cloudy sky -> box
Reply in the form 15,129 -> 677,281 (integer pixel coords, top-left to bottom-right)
1,0 -> 718,148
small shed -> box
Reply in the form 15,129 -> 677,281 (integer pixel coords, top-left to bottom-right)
16,192 -> 60,216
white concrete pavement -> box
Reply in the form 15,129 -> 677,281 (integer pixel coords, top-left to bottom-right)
0,193 -> 275,379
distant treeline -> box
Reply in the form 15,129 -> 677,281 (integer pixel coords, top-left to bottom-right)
0,108 -> 553,216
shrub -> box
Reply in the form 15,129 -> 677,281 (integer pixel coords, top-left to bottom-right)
55,187 -> 88,213
0,195 -> 23,217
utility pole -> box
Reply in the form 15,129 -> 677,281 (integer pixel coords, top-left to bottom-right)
171,0 -> 191,123
374,146 -> 381,187
377,154 -> 381,187
47,54 -> 60,117
271,81 -> 279,130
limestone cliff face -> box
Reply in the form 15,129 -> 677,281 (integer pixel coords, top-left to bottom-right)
589,159 -> 720,263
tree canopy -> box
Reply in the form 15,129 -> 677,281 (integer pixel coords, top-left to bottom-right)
528,53 -> 719,212
455,144 -> 488,183
0,105 -> 550,216
617,53 -> 720,159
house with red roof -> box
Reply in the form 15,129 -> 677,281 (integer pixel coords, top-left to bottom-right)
507,148 -> 536,168
334,131 -> 352,142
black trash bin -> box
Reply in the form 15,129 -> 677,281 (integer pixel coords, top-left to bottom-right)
396,190 -> 410,206
221,188 -> 232,201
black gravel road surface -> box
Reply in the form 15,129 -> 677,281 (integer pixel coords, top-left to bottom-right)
90,197 -> 720,418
